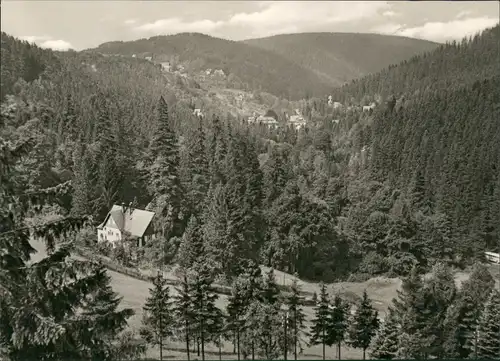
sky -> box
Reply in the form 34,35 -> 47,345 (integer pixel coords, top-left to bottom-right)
1,1 -> 499,51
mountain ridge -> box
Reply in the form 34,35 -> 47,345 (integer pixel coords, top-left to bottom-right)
89,31 -> 440,99
243,32 -> 440,85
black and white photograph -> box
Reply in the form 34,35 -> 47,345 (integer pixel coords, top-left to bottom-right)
1,0 -> 499,360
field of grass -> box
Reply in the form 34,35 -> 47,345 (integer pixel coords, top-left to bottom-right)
29,239 -> 499,360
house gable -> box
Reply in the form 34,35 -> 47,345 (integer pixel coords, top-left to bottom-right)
97,204 -> 156,246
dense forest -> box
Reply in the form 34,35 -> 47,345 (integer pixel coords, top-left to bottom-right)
1,24 -> 500,360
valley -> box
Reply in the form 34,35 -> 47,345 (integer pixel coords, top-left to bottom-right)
2,9 -> 500,361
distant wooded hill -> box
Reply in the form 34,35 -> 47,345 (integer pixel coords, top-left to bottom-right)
243,32 -> 439,86
90,32 -> 438,100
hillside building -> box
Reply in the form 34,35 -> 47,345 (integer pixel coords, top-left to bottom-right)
193,108 -> 204,118
97,204 -> 156,248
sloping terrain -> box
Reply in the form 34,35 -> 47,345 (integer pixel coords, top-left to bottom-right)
89,33 -> 333,100
31,238 -> 499,360
243,32 -> 439,85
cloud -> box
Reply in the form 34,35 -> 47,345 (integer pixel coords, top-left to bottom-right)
134,18 -> 226,34
19,35 -> 51,43
229,1 -> 390,36
40,39 -> 73,51
456,10 -> 471,19
124,19 -> 138,25
383,10 -> 397,17
372,17 -> 499,42
372,23 -> 403,35
133,1 -> 391,39
18,35 -> 73,51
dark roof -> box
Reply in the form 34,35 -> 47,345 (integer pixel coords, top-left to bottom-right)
97,204 -> 155,238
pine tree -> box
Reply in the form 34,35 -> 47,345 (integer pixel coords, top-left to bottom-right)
421,262 -> 456,358
172,273 -> 194,361
241,129 -> 265,251
207,116 -> 226,186
444,263 -> 495,358
328,294 -> 349,360
176,215 -> 204,269
261,268 -> 281,306
140,272 -> 173,361
190,262 -> 221,361
391,266 -> 430,358
348,290 -> 380,360
70,140 -> 94,216
147,96 -> 183,238
309,283 -> 331,360
0,122 -> 134,361
475,289 -> 500,359
370,306 -> 400,360
184,115 -> 209,217
286,278 -> 308,360
202,183 -> 231,276
226,277 -> 247,360
243,300 -> 283,360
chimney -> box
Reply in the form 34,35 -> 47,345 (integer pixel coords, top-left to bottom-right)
121,202 -> 126,213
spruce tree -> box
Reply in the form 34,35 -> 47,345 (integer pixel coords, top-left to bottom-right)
309,283 -> 331,360
421,262 -> 456,358
202,183 -> 232,277
172,273 -> 194,361
207,116 -> 226,186
328,294 -> 349,360
347,290 -> 380,360
0,124 -> 134,361
393,266 -> 430,359
444,263 -> 495,358
370,307 -> 400,360
475,289 -> 500,359
261,268 -> 281,306
147,96 -> 182,238
185,115 -> 209,217
176,215 -> 204,269
226,276 -> 248,359
70,140 -> 94,217
243,300 -> 283,360
286,278 -> 307,360
140,272 -> 173,360
190,262 -> 221,361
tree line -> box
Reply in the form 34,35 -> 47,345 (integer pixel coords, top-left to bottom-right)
140,261 -> 500,360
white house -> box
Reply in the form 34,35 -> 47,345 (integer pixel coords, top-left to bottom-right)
160,62 -> 171,72
97,204 -> 156,248
363,102 -> 376,112
289,114 -> 306,130
193,108 -> 204,118
485,251 -> 500,264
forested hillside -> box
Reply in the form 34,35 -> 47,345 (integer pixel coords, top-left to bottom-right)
330,25 -> 500,102
2,25 -> 499,283
91,32 -> 333,100
243,32 -> 439,85
2,24 -> 500,361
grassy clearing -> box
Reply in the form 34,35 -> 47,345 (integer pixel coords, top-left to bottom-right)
29,239 -> 499,360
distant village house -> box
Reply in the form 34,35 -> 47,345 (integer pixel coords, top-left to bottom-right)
97,204 -> 156,248
193,108 -> 204,118
363,102 -> 376,112
160,62 -> 171,72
